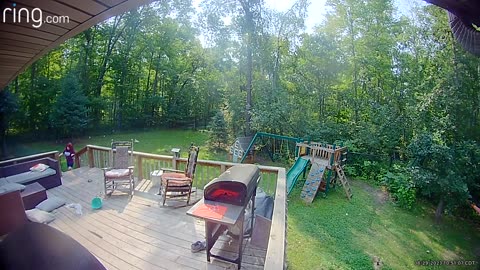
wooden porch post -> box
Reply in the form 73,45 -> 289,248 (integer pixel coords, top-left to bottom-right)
87,146 -> 94,168
54,151 -> 62,176
137,156 -> 143,180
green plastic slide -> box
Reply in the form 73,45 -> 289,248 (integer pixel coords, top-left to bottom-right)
286,157 -> 310,194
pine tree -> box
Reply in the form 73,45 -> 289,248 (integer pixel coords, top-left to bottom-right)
209,111 -> 228,149
0,89 -> 18,158
50,75 -> 90,138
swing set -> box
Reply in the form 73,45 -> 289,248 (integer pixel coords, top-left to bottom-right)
239,132 -> 302,163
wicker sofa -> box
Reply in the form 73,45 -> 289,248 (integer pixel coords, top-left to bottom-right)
0,157 -> 62,190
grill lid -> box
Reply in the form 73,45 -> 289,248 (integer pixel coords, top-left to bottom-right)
204,164 -> 260,206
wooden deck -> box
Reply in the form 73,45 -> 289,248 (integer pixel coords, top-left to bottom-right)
46,167 -> 267,270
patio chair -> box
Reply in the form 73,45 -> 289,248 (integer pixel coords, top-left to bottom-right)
103,140 -> 135,196
160,144 -> 199,206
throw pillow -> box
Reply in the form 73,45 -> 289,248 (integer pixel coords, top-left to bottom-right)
0,183 -> 26,195
30,163 -> 49,172
25,209 -> 55,224
36,197 -> 66,212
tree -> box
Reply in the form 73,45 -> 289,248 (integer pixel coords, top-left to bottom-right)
209,111 -> 228,149
200,0 -> 266,136
0,89 -> 18,159
408,134 -> 469,223
50,75 -> 90,138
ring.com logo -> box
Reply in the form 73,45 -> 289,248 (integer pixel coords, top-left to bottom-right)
2,3 -> 70,28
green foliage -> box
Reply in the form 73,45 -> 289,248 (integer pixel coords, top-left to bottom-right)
454,141 -> 480,194
208,110 -> 228,149
0,89 -> 19,127
340,139 -> 390,183
382,167 -> 416,209
0,89 -> 19,158
50,75 -> 90,138
408,134 -> 470,212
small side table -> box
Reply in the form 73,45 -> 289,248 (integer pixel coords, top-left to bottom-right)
21,182 -> 47,210
150,170 -> 163,193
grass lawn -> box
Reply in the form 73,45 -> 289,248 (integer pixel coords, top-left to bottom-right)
287,179 -> 480,270
9,129 -> 229,161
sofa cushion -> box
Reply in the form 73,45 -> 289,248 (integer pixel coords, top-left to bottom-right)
25,209 -> 55,224
36,197 -> 66,212
5,168 -> 56,184
0,183 -> 26,195
29,163 -> 49,172
105,168 -> 131,178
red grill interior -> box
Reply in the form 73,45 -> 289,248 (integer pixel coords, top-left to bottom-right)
204,164 -> 259,206
207,184 -> 244,205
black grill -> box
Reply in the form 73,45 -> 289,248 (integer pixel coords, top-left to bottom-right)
204,164 -> 260,206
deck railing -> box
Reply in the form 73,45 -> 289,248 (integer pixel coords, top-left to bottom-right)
75,145 -> 287,269
76,145 -> 280,196
297,142 -> 347,167
0,151 -> 60,167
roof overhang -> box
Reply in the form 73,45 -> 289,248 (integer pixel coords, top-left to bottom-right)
425,0 -> 480,56
0,0 -> 156,90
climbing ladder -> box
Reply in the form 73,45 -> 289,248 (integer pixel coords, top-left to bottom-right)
300,162 -> 326,204
335,165 -> 352,200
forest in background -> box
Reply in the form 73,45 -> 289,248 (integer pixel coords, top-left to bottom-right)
1,0 -> 479,221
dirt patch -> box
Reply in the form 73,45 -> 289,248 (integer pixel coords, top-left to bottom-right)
356,180 -> 389,206
372,256 -> 383,270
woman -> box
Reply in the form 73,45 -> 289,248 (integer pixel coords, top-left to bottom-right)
63,142 -> 75,170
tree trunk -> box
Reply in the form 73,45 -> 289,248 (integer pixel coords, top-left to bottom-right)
29,63 -> 37,131
435,199 -> 445,224
94,16 -> 125,126
0,114 -> 6,159
347,8 -> 359,123
239,0 -> 254,136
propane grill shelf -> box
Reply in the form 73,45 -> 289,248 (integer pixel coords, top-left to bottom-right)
187,164 -> 261,269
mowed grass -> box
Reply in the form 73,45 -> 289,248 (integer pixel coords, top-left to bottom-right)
10,129 -> 229,161
287,179 -> 480,270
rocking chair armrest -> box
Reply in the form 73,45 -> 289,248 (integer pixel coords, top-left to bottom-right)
128,166 -> 134,170
160,168 -> 184,173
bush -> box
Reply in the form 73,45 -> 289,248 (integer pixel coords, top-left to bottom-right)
382,167 -> 416,209
208,111 -> 228,149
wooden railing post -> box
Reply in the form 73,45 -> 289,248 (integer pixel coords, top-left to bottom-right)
87,147 -> 94,168
54,152 -> 62,176
137,156 -> 143,180
74,155 -> 81,168
220,164 -> 226,173
99,153 -> 105,169
172,156 -> 178,170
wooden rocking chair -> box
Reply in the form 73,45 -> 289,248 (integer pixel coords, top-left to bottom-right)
103,140 -> 135,196
160,145 -> 199,206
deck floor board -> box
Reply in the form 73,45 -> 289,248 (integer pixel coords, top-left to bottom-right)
46,167 -> 266,270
